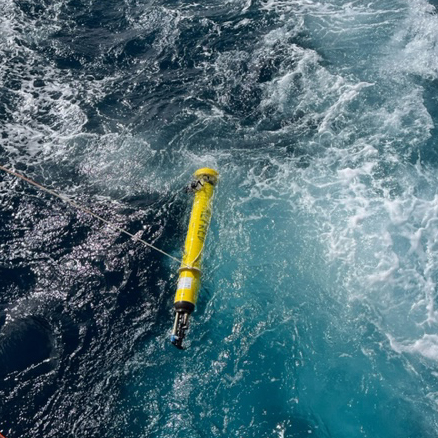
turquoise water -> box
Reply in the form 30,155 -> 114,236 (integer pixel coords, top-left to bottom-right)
1,0 -> 438,437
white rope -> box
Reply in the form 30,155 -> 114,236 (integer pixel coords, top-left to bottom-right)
0,164 -> 190,268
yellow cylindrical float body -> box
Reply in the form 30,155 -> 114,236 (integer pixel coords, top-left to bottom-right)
171,167 -> 218,348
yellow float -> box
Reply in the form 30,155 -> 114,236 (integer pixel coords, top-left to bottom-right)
171,167 -> 219,349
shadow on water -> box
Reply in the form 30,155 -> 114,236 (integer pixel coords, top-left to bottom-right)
0,314 -> 55,378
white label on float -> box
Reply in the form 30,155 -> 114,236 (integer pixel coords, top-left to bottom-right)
177,277 -> 193,290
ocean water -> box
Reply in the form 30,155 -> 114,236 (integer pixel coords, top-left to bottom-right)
1,0 -> 438,436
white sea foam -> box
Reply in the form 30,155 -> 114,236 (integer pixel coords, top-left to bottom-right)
193,0 -> 438,370
388,333 -> 438,361
0,1 -> 117,167
388,0 -> 438,80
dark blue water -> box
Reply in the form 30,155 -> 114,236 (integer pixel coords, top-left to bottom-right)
2,0 -> 438,437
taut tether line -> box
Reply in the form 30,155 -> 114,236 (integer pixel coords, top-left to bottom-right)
0,164 -> 187,267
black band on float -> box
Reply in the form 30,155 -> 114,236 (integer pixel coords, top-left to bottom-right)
174,301 -> 195,313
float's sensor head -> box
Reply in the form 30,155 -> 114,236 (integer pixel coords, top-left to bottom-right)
170,311 -> 190,349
